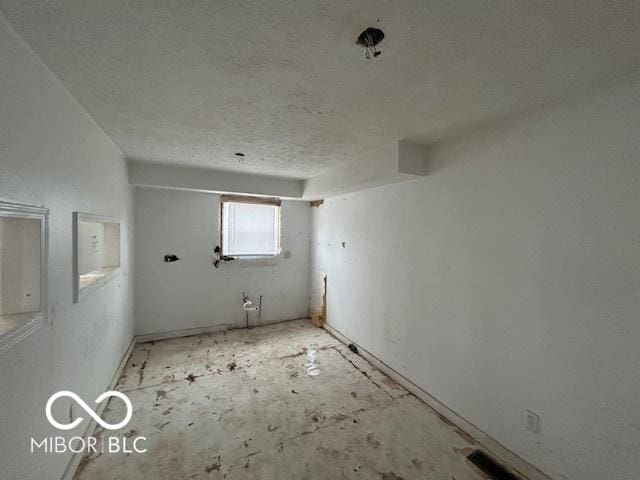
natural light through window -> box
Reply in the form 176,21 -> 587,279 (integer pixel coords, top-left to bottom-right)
221,200 -> 281,257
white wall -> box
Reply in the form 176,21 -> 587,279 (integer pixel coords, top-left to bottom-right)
134,188 -> 310,335
311,75 -> 640,480
103,223 -> 121,268
0,16 -> 134,480
77,221 -> 105,275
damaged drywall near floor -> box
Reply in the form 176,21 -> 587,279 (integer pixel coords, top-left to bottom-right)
310,274 -> 326,328
309,197 -> 327,329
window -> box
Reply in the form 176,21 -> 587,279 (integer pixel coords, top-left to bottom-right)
0,201 -> 48,354
73,213 -> 121,302
221,196 -> 281,257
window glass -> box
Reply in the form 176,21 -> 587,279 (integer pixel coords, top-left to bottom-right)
222,202 -> 280,256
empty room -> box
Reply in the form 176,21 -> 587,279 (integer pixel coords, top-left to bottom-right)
1,2 -> 639,479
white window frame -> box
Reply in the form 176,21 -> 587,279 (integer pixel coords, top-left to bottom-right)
72,212 -> 121,303
0,201 -> 49,354
220,196 -> 282,258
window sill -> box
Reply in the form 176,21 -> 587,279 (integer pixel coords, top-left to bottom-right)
221,255 -> 283,269
0,312 -> 47,354
75,266 -> 121,303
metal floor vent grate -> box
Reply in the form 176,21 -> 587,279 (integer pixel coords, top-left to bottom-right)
467,450 -> 520,480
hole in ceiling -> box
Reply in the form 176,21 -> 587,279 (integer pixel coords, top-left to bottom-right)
234,152 -> 245,157
356,27 -> 384,59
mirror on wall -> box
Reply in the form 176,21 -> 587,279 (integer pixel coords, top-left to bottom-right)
73,212 -> 120,302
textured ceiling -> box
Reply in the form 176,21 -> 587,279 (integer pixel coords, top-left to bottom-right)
2,1 -> 640,178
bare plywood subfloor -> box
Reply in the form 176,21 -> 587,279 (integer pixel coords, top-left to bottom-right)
76,320 -> 493,479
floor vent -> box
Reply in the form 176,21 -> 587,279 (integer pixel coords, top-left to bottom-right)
467,450 -> 520,480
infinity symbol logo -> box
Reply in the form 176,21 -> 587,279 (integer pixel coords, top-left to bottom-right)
45,391 -> 133,431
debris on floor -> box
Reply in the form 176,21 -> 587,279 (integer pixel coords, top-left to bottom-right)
305,347 -> 320,376
77,320 -> 492,480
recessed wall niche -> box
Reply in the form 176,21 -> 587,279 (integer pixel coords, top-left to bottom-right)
0,201 -> 48,353
73,212 -> 121,302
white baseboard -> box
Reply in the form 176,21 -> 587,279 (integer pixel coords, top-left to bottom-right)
242,316 -> 310,329
134,317 -> 310,342
135,324 -> 230,343
323,322 -> 554,480
61,336 -> 136,480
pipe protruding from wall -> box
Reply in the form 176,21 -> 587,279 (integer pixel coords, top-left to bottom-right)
242,292 -> 261,329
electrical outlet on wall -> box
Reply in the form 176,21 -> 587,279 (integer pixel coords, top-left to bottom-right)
525,410 -> 540,433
